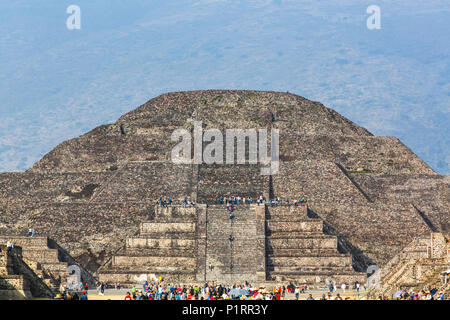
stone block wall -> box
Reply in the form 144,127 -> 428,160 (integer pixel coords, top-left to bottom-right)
0,172 -> 110,205
140,222 -> 196,234
93,161 -> 194,202
197,164 -> 269,202
272,160 -> 368,209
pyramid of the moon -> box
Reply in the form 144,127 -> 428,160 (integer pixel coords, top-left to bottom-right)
1,90 -> 448,284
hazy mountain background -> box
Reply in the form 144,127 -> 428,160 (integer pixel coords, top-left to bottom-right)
0,0 -> 449,173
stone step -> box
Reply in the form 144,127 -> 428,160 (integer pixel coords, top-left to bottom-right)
153,216 -> 198,223
126,237 -> 195,249
267,248 -> 341,256
267,265 -> 356,274
267,255 -> 352,267
265,205 -> 308,218
266,236 -> 338,249
119,248 -> 195,257
205,273 -> 257,281
112,256 -> 196,268
207,204 -> 256,210
267,272 -> 366,284
266,216 -> 316,222
38,262 -> 68,273
207,222 -> 258,229
206,252 -> 262,261
266,231 -> 325,238
206,230 -> 258,238
100,267 -> 197,274
136,232 -> 196,239
0,237 -> 48,248
140,222 -> 196,234
207,217 -> 258,224
206,239 -> 260,246
266,220 -> 323,233
154,206 -> 198,218
21,249 -> 60,263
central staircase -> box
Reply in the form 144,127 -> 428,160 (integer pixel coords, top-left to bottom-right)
98,204 -> 366,288
204,204 -> 265,283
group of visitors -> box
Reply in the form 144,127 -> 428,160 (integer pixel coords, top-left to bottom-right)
57,281 -> 90,300
218,196 -> 253,205
310,293 -> 347,300
155,195 -> 309,207
381,287 -> 446,300
55,290 -> 88,300
66,281 -> 89,293
57,278 -> 448,300
327,281 -> 363,294
157,198 -> 173,207
123,282 -> 284,300
156,197 -> 197,207
217,195 -> 308,206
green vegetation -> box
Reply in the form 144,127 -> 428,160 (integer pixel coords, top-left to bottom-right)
97,124 -> 111,131
213,95 -> 223,102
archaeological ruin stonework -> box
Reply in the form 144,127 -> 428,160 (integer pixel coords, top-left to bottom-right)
0,90 -> 448,288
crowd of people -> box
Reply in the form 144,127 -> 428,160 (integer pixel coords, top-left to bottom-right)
122,282 -> 285,300
157,197 -> 197,207
55,290 -> 88,300
55,279 -> 448,300
217,195 -> 307,206
155,195 -> 308,207
376,287 -> 447,300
